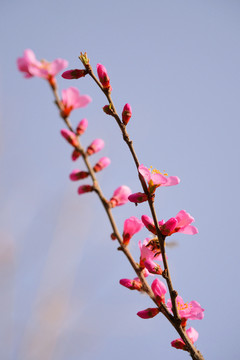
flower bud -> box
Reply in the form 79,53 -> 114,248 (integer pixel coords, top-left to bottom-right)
119,278 -> 142,291
103,104 -> 114,115
97,63 -> 111,91
109,186 -> 131,207
151,279 -> 166,304
141,215 -> 157,234
144,260 -> 162,275
128,192 -> 148,204
69,170 -> 89,181
77,185 -> 93,194
160,218 -> 178,236
76,118 -> 88,135
93,157 -> 111,172
72,149 -> 81,161
60,129 -> 78,147
137,308 -> 160,319
62,69 -> 87,79
122,103 -> 132,125
86,139 -> 104,155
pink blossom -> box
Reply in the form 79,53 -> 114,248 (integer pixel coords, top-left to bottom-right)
78,185 -> 93,194
62,69 -> 86,79
109,186 -> 131,208
167,296 -> 204,321
60,129 -> 78,147
97,63 -> 111,91
139,164 -> 180,195
69,170 -> 89,181
122,103 -> 132,125
76,118 -> 88,135
61,87 -> 92,117
17,49 -> 68,84
137,308 -> 160,319
72,149 -> 81,161
138,238 -> 163,275
128,192 -> 148,204
86,139 -> 105,156
151,279 -> 167,305
93,157 -> 111,172
119,278 -> 142,291
171,327 -> 199,350
122,216 -> 144,245
160,210 -> 198,236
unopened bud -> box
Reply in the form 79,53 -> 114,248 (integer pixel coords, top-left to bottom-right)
93,157 -> 111,172
103,104 -> 114,115
78,185 -> 93,194
69,170 -> 89,181
72,149 -> 81,161
86,139 -> 104,155
60,129 -> 78,147
128,192 -> 148,204
62,69 -> 87,79
137,308 -> 160,319
76,118 -> 88,135
122,103 -> 132,125
119,278 -> 142,291
97,63 -> 111,91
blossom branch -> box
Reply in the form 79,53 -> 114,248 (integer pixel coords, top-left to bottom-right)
79,55 -> 205,360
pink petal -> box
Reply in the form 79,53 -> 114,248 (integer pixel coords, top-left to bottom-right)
163,176 -> 180,186
138,164 -> 151,182
186,327 -> 199,343
177,225 -> 198,235
49,58 -> 68,76
175,210 -> 194,227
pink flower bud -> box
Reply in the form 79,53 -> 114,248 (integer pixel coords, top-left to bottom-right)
62,69 -> 87,79
119,278 -> 142,291
72,149 -> 81,161
128,192 -> 148,204
60,129 -> 78,147
109,186 -> 131,207
93,157 -> 111,172
122,103 -> 132,125
160,218 -> 178,236
144,260 -> 162,275
137,308 -> 160,319
151,279 -> 166,304
69,170 -> 89,181
77,185 -> 93,194
141,215 -> 157,235
111,233 -> 117,240
86,139 -> 104,155
76,118 -> 88,135
97,63 -> 111,91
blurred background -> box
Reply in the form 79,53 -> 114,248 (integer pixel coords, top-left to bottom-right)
1,0 -> 240,359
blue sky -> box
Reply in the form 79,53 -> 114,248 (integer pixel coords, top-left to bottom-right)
1,1 -> 240,359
